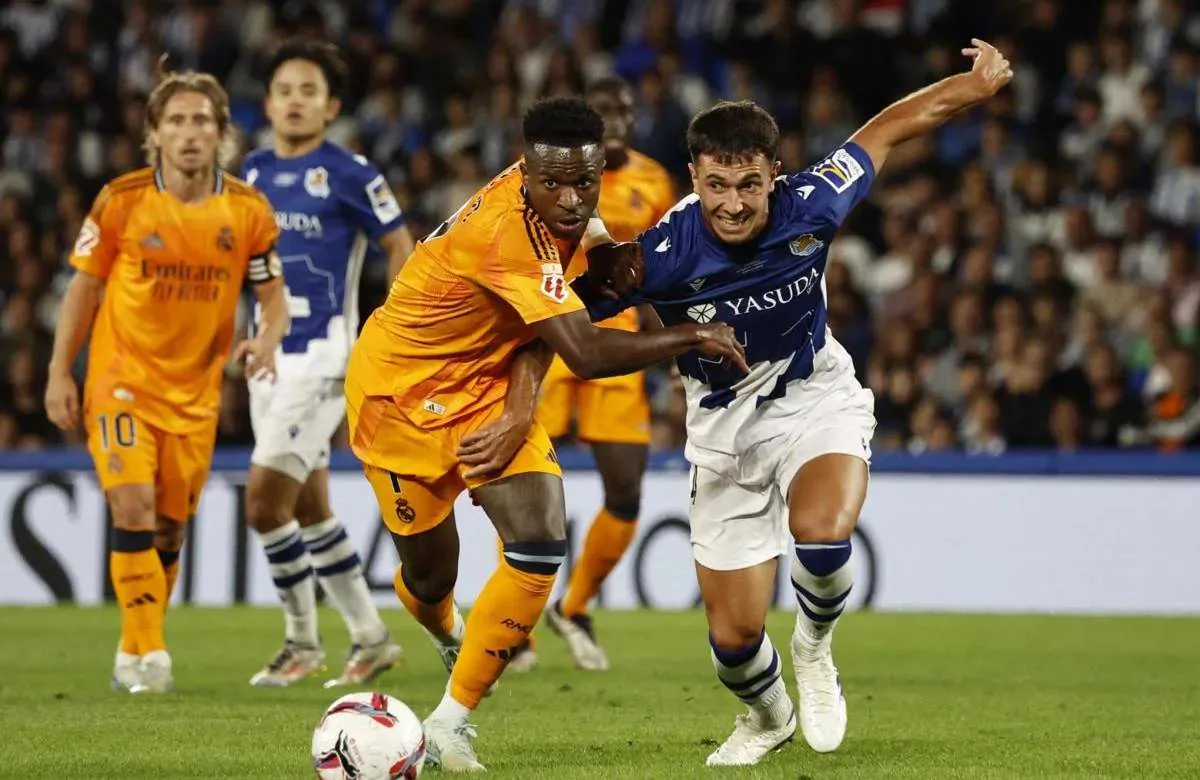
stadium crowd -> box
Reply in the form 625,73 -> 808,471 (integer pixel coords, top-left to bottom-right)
2,0 -> 1200,454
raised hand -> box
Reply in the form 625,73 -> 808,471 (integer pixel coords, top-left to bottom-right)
962,38 -> 1014,99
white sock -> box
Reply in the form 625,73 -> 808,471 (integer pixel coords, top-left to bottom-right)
259,520 -> 319,647
791,540 -> 854,650
710,631 -> 792,727
301,517 -> 387,647
429,689 -> 472,725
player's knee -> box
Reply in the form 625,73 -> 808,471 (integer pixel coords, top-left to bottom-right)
790,502 -> 859,543
603,491 -> 641,521
708,619 -> 765,654
108,486 -> 156,532
244,489 -> 291,533
154,517 -> 187,552
400,564 -> 457,605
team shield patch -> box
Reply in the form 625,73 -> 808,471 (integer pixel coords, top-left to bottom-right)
74,217 -> 100,256
304,167 -> 331,199
540,262 -> 568,303
788,233 -> 824,257
809,148 -> 865,194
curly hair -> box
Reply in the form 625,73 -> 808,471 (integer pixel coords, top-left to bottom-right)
522,96 -> 604,149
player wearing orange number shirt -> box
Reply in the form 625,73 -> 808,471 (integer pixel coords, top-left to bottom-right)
44,69 -> 288,695
508,77 -> 676,674
344,97 -> 746,771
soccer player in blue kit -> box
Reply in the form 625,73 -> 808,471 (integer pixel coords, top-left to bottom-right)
576,40 -> 1012,766
240,40 -> 415,688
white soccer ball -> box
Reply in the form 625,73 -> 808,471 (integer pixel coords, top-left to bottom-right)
312,691 -> 426,779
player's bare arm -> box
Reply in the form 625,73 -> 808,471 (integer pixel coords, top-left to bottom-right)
235,272 -> 290,381
850,38 -> 1013,173
457,339 -> 554,479
533,307 -> 748,380
45,270 -> 105,429
379,225 -> 416,283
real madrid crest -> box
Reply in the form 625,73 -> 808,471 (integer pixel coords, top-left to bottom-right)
304,166 -> 331,199
788,233 -> 824,258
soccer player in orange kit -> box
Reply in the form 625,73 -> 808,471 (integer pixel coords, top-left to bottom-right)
44,68 -> 288,694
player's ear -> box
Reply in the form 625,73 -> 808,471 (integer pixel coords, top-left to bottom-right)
519,160 -> 527,179
688,162 -> 698,194
326,96 -> 342,123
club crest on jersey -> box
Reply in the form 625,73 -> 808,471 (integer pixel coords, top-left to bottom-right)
304,167 -> 331,199
810,148 -> 865,194
540,262 -> 568,303
216,226 -> 235,252
687,303 -> 717,323
788,233 -> 824,257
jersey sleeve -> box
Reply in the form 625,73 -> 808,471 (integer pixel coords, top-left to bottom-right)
245,191 -> 283,285
782,141 -> 876,229
69,186 -> 121,279
336,157 -> 406,242
474,212 -> 584,325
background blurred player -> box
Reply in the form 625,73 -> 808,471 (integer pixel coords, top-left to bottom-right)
240,40 -> 413,689
344,96 -> 746,771
530,76 -> 676,673
576,41 -> 1013,766
43,67 -> 288,694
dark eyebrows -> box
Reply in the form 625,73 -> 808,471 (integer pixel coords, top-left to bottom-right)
705,172 -> 763,185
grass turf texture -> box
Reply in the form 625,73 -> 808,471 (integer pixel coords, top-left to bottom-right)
2,607 -> 1199,779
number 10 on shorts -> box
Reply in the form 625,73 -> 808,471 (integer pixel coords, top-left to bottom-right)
98,412 -> 137,450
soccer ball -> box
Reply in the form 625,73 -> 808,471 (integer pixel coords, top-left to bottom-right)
311,691 -> 426,779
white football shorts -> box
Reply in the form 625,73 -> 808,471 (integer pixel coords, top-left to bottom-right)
249,374 -> 346,483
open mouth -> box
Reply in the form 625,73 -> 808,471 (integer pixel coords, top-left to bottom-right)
556,215 -> 584,232
286,111 -> 304,122
717,213 -> 750,230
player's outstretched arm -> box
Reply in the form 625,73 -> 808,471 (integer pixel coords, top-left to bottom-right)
533,308 -> 748,381
457,339 -> 554,479
45,270 -> 105,430
850,38 -> 1013,173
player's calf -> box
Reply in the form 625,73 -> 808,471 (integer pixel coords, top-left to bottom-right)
108,484 -> 170,680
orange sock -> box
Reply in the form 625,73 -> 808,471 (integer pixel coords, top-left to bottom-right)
560,508 -> 637,618
159,548 -> 181,601
450,541 -> 564,708
495,536 -> 539,651
393,566 -> 457,639
111,529 -> 167,655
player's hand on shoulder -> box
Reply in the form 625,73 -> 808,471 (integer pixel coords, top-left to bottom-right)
44,369 -> 80,430
584,241 -> 643,300
234,338 -> 277,382
457,411 -> 531,480
962,38 -> 1013,99
686,322 -> 750,374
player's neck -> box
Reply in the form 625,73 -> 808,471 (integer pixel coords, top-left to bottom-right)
159,163 -> 216,205
274,134 -> 324,159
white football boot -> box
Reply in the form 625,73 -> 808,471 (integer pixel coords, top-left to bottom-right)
791,620 -> 847,753
249,640 -> 325,687
706,705 -> 797,766
130,649 -> 175,694
325,635 -> 403,688
423,717 -> 486,773
544,601 -> 609,671
112,649 -> 143,692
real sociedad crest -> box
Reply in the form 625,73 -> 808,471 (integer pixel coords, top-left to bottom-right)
788,233 -> 824,257
304,167 -> 331,199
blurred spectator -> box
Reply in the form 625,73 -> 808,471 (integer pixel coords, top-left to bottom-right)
3,0 -> 1200,455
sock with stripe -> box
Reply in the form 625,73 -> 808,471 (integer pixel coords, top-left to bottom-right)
560,507 -> 637,618
111,528 -> 167,655
710,630 -> 793,727
393,566 -> 458,642
258,520 -> 319,647
495,536 -> 536,650
439,540 -> 565,716
791,540 -> 854,648
301,517 -> 387,647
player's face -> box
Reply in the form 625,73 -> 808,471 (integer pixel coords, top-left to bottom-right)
522,143 -> 605,240
588,86 -> 635,167
266,59 -> 340,143
690,153 -> 780,245
153,90 -> 220,174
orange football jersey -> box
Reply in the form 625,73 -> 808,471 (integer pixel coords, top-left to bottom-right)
348,163 -> 584,429
71,168 -> 279,434
570,150 -> 675,331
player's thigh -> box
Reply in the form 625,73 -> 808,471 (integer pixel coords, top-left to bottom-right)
86,407 -> 158,531
156,422 -> 218,524
294,467 -> 334,528
250,376 -> 344,484
689,465 -> 790,574
535,354 -> 577,440
784,453 -> 869,542
575,371 -> 651,448
465,418 -> 565,543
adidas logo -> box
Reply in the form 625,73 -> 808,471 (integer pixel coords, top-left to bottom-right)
124,592 -> 159,608
485,644 -> 525,661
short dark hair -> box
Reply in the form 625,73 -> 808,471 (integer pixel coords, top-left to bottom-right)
687,101 -> 780,164
522,97 -> 604,148
268,39 -> 348,97
586,75 -> 630,98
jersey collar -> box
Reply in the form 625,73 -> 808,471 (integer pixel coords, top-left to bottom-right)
154,166 -> 224,194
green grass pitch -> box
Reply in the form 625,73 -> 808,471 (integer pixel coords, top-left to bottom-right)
2,607 -> 1199,778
